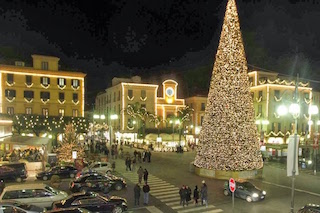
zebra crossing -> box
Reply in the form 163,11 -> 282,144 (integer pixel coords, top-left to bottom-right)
120,171 -> 223,213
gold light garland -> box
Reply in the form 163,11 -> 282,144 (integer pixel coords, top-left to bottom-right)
41,84 -> 50,89
57,85 -> 66,90
24,98 -> 33,103
127,96 -> 134,101
274,96 -> 282,102
140,96 -> 147,101
58,99 -> 66,104
41,98 -> 49,104
25,83 -> 33,88
6,97 -> 15,102
5,81 -> 15,86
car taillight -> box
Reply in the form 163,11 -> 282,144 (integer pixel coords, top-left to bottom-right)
71,182 -> 74,188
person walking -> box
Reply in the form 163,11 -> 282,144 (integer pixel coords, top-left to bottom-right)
134,183 -> 141,206
147,150 -> 151,162
125,157 -> 131,171
137,166 -> 144,184
201,180 -> 208,207
193,185 -> 199,205
186,185 -> 191,206
179,185 -> 187,207
143,182 -> 150,205
143,169 -> 149,183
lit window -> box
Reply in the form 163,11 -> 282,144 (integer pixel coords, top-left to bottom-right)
25,107 -> 32,114
42,108 -> 49,116
7,107 -> 14,115
40,92 -> 50,100
72,79 -> 79,88
41,61 -> 48,70
57,78 -> 66,87
24,91 -> 34,101
59,109 -> 65,117
72,109 -> 78,117
59,92 -> 65,101
26,75 -> 32,85
7,74 -> 13,84
41,77 -> 50,86
73,93 -> 78,102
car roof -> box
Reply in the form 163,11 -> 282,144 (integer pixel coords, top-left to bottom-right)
3,183 -> 48,190
304,204 -> 320,209
0,200 -> 21,205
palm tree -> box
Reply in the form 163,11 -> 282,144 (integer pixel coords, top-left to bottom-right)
149,115 -> 166,137
177,106 -> 194,146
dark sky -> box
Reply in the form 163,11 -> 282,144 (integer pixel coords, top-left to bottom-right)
0,0 -> 320,107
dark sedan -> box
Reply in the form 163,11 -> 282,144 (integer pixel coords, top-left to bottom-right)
52,192 -> 127,213
297,204 -> 320,212
70,173 -> 126,193
36,166 -> 78,181
224,180 -> 266,202
0,200 -> 46,213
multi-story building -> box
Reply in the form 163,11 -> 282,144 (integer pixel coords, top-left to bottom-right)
0,55 -> 86,117
95,76 -> 185,142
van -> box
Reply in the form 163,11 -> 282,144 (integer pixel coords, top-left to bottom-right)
0,163 -> 28,182
0,183 -> 68,209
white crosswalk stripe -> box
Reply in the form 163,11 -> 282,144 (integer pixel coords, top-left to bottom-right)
118,169 -> 223,213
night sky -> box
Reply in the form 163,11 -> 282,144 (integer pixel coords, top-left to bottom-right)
0,0 -> 320,107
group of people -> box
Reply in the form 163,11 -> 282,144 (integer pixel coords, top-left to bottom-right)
133,149 -> 152,163
0,148 -> 43,162
179,180 -> 208,207
134,166 -> 150,206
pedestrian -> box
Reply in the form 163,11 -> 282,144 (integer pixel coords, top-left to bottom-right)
137,166 -> 144,184
132,157 -> 136,172
179,185 -> 187,207
134,183 -> 141,206
193,185 -> 199,205
201,180 -> 208,207
142,150 -> 146,162
125,157 -> 131,171
186,185 -> 191,206
143,182 -> 150,205
143,169 -> 149,183
137,151 -> 142,163
147,150 -> 151,162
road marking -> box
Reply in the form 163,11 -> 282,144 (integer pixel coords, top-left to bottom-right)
152,187 -> 178,192
174,204 -> 215,210
157,193 -> 179,199
146,206 -> 164,213
152,190 -> 179,196
177,205 -> 217,213
161,197 -> 181,202
262,181 -> 320,197
201,209 -> 224,213
151,188 -> 179,193
166,201 -> 181,206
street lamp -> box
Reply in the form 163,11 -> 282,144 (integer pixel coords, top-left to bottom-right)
93,114 -> 106,148
276,74 -> 300,213
109,114 -> 118,146
309,105 -> 319,175
255,119 -> 269,144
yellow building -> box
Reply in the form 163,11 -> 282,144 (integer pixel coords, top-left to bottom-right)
0,55 -> 86,117
95,77 -> 185,142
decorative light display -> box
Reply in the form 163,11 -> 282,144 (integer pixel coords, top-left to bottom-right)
194,0 -> 263,171
56,123 -> 84,163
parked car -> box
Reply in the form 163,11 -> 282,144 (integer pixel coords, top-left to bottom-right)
36,166 -> 78,181
297,204 -> 320,212
46,207 -> 91,213
81,162 -> 112,175
0,183 -> 68,209
52,192 -> 127,213
0,200 -> 46,213
223,180 -> 266,202
70,173 -> 126,193
0,162 -> 28,182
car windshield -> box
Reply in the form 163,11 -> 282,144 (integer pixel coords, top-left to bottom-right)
241,182 -> 256,190
16,204 -> 36,210
45,185 -> 59,195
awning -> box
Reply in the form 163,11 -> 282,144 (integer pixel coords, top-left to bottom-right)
1,136 -> 51,147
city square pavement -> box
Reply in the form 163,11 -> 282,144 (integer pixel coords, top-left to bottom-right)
109,146 -> 320,213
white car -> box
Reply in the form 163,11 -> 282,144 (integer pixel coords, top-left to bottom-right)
82,162 -> 112,174
0,183 -> 68,209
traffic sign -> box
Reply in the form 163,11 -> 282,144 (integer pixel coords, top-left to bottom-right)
229,178 -> 236,193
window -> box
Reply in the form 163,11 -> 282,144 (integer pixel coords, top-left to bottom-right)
258,91 -> 263,98
2,190 -> 19,199
71,79 -> 80,88
278,123 -> 281,132
59,109 -> 65,117
26,75 -> 32,85
24,91 -> 34,101
2,206 -> 24,213
73,109 -> 78,117
41,61 -> 49,70
41,77 -> 50,86
128,89 -> 133,98
5,89 -> 16,99
304,93 -> 309,99
200,116 -> 204,125
118,91 -> 120,101
7,107 -> 14,115
73,93 -> 78,102
274,90 -> 280,99
59,92 -> 65,101
57,78 -> 66,87
25,107 -> 32,114
118,104 -> 120,114
40,92 -> 50,100
113,92 -> 116,102
141,104 -> 146,109
7,74 -> 13,84
141,90 -> 146,98
201,103 -> 205,111
42,108 -> 49,116
258,105 -> 262,115
272,122 -> 275,131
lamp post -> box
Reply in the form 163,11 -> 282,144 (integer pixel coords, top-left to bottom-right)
133,120 -> 137,144
277,74 -> 300,213
109,114 -> 118,146
93,114 -> 106,150
255,119 -> 269,144
309,105 -> 319,175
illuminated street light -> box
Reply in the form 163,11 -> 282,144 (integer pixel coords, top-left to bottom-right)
109,114 -> 119,145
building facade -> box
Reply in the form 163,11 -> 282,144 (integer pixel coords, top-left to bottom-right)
0,55 -> 86,117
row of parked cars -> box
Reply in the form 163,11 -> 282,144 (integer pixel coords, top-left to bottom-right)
0,161 -> 127,213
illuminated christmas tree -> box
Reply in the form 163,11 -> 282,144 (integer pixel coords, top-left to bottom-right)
56,123 -> 84,163
194,0 -> 263,171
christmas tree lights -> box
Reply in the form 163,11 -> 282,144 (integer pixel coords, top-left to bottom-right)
194,0 -> 263,171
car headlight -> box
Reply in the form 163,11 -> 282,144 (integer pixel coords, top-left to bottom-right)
252,193 -> 259,198
262,191 -> 266,195
122,202 -> 127,206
